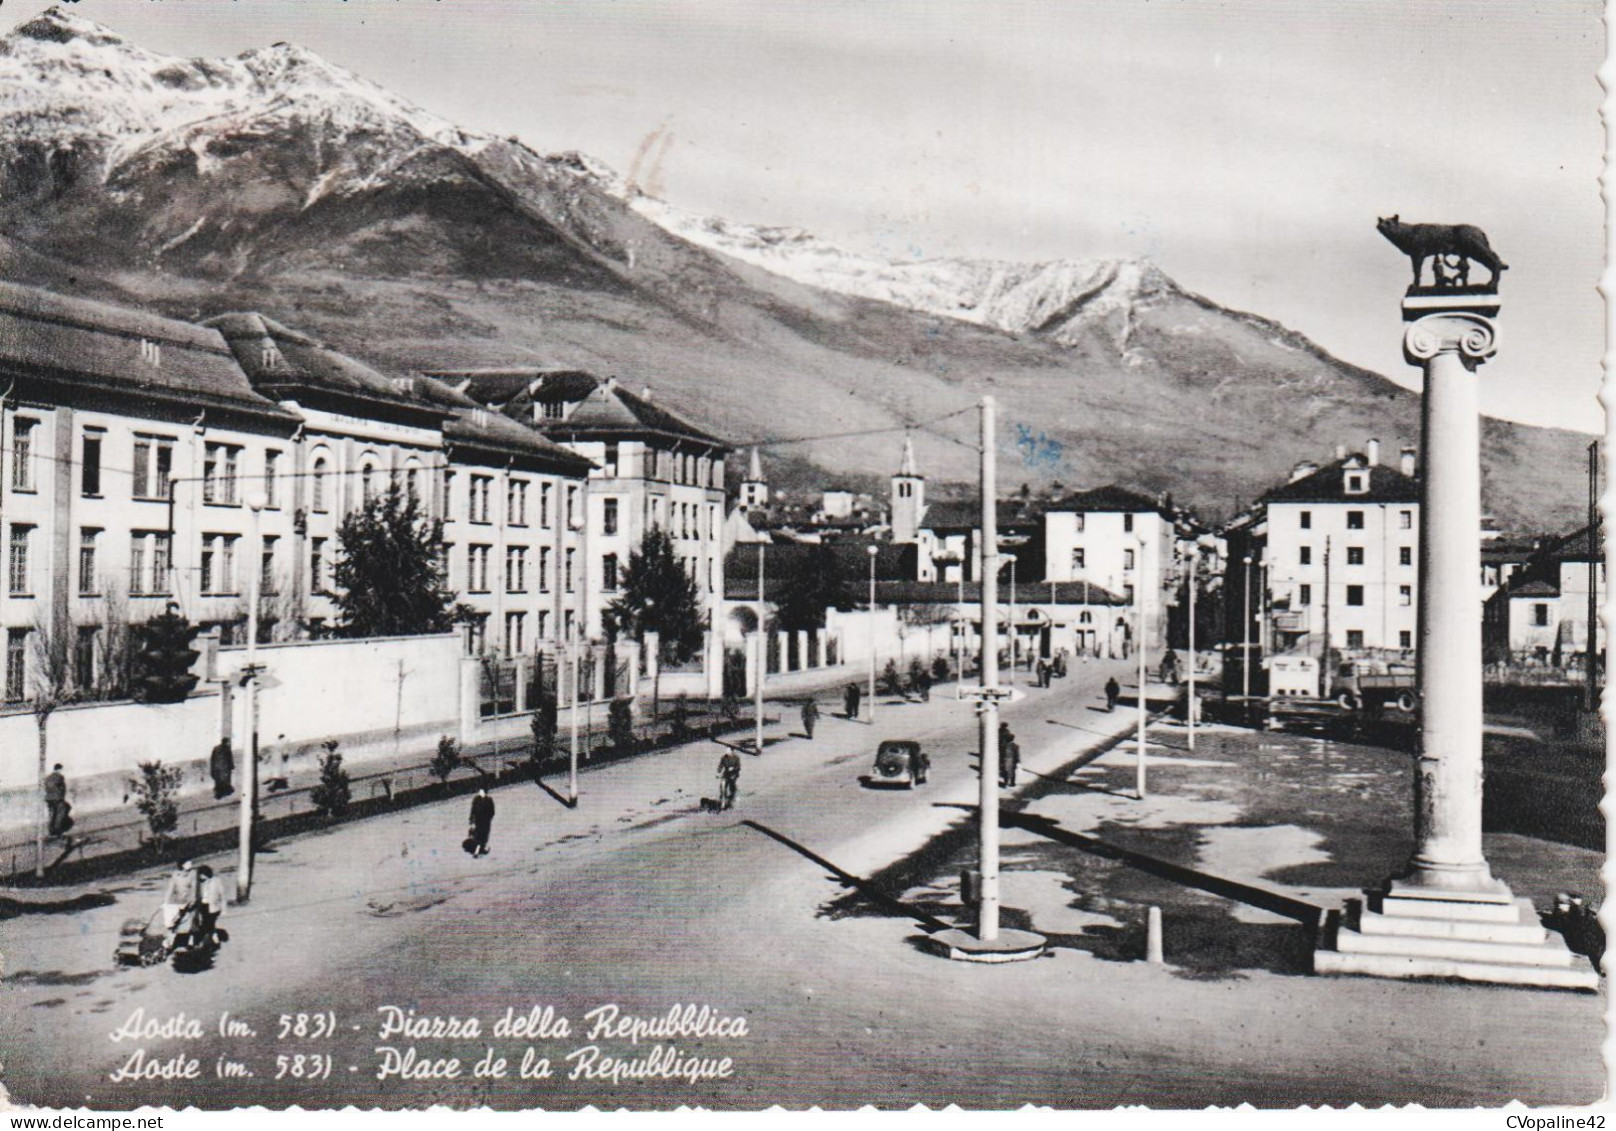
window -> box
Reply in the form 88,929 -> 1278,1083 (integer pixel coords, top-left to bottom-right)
5,628 -> 28,702
563,610 -> 575,640
541,399 -> 565,420
604,444 -> 619,476
538,548 -> 551,592
202,443 -> 240,505
1346,630 -> 1364,648
1399,510 -> 1413,530
566,486 -> 579,529
1299,546 -> 1312,566
1347,547 -> 1365,566
311,456 -> 329,513
261,536 -> 278,595
505,612 -> 526,655
74,626 -> 98,691
82,431 -> 102,496
311,538 -> 326,594
1298,584 -> 1312,606
1400,547 -> 1413,567
539,483 -> 552,528
1346,511 -> 1364,530
536,610 -> 550,640
78,528 -> 99,597
360,461 -> 377,504
898,482 -> 912,498
131,435 -> 175,501
507,480 -> 528,526
1300,511 -> 1312,530
1345,472 -> 1366,494
10,418 -> 35,491
1399,585 -> 1412,607
264,451 -> 280,508
438,543 -> 452,588
1072,515 -> 1085,533
468,545 -> 490,593
565,548 -> 576,593
1533,603 -> 1550,626
1123,549 -> 1135,571
470,475 -> 492,523
1399,630 -> 1412,649
603,498 -> 619,536
1123,514 -> 1134,533
8,525 -> 31,595
131,531 -> 172,596
506,546 -> 527,593
405,463 -> 422,503
200,534 -> 239,596
1346,585 -> 1364,607
1071,548 -> 1086,571
603,553 -> 619,591
467,614 -> 488,656
442,469 -> 455,521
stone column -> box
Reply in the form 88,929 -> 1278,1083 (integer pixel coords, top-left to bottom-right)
1400,303 -> 1501,895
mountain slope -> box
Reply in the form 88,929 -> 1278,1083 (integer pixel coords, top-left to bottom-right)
0,7 -> 1591,529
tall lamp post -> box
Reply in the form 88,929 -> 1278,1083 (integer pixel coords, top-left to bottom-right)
568,625 -> 580,804
1004,553 -> 1017,686
1187,544 -> 1198,751
1135,536 -> 1148,799
755,543 -> 766,754
1241,553 -> 1254,724
866,544 -> 878,722
236,490 -> 268,904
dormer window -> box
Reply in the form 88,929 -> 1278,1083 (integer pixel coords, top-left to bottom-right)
1345,471 -> 1367,495
140,339 -> 161,368
540,400 -> 566,421
471,409 -> 490,430
261,346 -> 280,371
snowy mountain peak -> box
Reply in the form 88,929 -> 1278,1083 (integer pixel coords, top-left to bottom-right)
12,6 -> 127,46
627,193 -> 1180,342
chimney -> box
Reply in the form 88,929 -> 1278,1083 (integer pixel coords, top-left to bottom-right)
1400,446 -> 1417,477
1335,443 -> 1347,461
1366,438 -> 1381,466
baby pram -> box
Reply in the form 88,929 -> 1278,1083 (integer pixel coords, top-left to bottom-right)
114,901 -> 224,968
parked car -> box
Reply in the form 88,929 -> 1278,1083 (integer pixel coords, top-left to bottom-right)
868,739 -> 930,789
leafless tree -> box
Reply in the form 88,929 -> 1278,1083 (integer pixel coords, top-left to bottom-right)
28,612 -> 77,877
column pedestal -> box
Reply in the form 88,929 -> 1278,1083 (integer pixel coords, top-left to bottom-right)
1313,289 -> 1597,991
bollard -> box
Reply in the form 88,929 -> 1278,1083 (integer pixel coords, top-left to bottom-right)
1146,906 -> 1164,964
961,868 -> 981,908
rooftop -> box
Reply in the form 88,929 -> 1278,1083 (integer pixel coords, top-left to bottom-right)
1260,455 -> 1419,506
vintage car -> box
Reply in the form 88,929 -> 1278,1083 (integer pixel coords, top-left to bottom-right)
869,739 -> 930,788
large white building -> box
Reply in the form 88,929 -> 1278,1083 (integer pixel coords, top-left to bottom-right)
1039,485 -> 1173,648
430,370 -> 733,641
1237,444 -> 1421,660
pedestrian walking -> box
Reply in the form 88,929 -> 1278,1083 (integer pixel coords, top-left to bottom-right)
717,748 -> 742,810
801,698 -> 820,739
467,788 -> 495,857
160,860 -> 200,935
43,763 -> 70,838
196,865 -> 228,942
915,670 -> 932,702
844,682 -> 862,720
997,723 -> 1019,787
1105,677 -> 1121,712
209,737 -> 234,799
1035,659 -> 1048,688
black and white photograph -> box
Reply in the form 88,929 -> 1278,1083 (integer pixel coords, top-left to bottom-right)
0,0 -> 1606,1114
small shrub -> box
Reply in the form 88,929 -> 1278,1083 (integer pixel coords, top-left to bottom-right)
310,741 -> 351,819
608,697 -> 636,751
530,694 -> 558,767
431,735 -> 461,785
132,760 -> 182,845
932,654 -> 951,682
880,659 -> 902,696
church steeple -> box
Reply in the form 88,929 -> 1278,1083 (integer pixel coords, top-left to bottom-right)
890,434 -> 925,543
739,446 -> 769,512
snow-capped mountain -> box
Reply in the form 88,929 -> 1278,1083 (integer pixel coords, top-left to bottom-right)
0,8 -> 1588,527
629,196 -> 1175,346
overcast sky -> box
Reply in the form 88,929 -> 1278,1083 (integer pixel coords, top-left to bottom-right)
8,0 -> 1605,433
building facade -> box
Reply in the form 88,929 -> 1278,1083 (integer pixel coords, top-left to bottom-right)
1039,485 -> 1173,648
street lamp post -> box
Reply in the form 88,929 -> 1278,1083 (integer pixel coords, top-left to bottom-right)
866,544 -> 878,723
1242,553 -> 1254,723
568,627 -> 580,805
1004,553 -> 1017,686
755,543 -> 766,755
1135,536 -> 1148,799
236,490 -> 268,904
1187,546 -> 1197,751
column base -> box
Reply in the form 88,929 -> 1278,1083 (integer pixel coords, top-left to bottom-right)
927,927 -> 1047,964
1314,884 -> 1599,992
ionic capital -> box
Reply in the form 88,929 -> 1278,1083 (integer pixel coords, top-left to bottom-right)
1403,312 -> 1499,370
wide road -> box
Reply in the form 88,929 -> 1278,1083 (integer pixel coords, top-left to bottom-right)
0,656 -> 1602,1110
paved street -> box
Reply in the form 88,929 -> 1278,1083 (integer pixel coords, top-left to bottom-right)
0,656 -> 1602,1110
